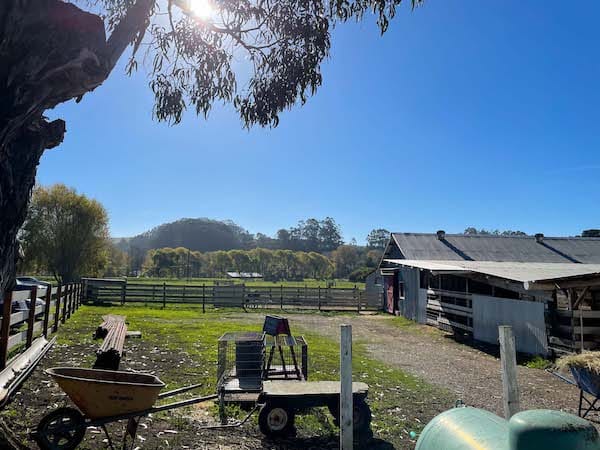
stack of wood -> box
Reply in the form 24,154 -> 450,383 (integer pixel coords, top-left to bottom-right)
93,315 -> 127,370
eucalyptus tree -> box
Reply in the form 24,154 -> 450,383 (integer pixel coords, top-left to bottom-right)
0,0 -> 421,296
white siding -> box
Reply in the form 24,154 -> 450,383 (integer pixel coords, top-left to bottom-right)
472,295 -> 547,356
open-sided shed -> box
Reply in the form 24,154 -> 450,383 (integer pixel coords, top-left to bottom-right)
378,232 -> 600,355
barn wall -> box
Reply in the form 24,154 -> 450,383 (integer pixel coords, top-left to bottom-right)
399,267 -> 420,321
472,294 -> 548,355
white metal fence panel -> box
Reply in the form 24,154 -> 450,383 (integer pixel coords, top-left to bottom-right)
472,294 -> 547,355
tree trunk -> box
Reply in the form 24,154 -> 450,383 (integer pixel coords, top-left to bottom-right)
0,0 -> 153,305
0,119 -> 65,298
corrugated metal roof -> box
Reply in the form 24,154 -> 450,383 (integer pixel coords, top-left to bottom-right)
391,233 -> 600,263
383,259 -> 600,283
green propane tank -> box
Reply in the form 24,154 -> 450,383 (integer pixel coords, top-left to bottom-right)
415,407 -> 600,450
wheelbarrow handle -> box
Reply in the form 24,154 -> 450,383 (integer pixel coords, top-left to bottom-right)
546,369 -> 577,386
158,383 -> 204,399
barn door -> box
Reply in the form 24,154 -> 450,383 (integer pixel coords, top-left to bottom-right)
384,275 -> 395,314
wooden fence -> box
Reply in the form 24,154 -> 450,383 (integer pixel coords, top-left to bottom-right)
83,279 -> 378,312
0,283 -> 83,370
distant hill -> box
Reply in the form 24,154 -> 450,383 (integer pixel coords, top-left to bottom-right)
115,218 -> 254,253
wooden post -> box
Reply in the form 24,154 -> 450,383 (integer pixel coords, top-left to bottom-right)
357,290 -> 361,314
152,284 -> 156,303
0,291 -> 13,369
280,285 -> 283,309
580,307 -> 585,352
121,282 -> 126,305
182,285 -> 186,303
499,325 -> 520,419
318,286 -> 321,311
54,284 -> 62,332
71,284 -> 76,314
202,284 -> 206,313
26,287 -> 37,348
43,284 -> 52,337
340,324 -> 353,450
162,282 -> 166,309
61,285 -> 68,323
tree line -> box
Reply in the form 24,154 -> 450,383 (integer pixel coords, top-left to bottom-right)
19,185 -> 388,282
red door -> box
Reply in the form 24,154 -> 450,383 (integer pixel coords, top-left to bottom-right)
384,275 -> 394,314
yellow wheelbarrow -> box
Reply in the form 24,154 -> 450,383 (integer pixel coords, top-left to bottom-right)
33,367 -> 255,450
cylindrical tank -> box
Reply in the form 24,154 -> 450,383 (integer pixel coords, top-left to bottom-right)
509,409 -> 600,450
416,407 -> 600,450
415,407 -> 508,450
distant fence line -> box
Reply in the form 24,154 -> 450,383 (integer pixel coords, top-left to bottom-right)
0,283 -> 83,370
83,278 -> 379,312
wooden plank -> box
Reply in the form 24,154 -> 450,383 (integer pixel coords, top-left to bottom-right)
7,330 -> 27,351
9,310 -> 28,327
436,316 -> 473,332
499,326 -> 520,419
427,299 -> 472,314
340,324 -> 353,450
558,325 -> 600,334
556,310 -> 600,318
263,380 -> 368,396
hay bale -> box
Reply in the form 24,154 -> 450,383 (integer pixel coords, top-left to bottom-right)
557,352 -> 600,375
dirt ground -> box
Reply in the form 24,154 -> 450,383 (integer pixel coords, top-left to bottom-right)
258,313 -> 583,417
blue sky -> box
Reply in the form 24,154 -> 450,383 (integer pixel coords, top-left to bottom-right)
42,0 -> 600,243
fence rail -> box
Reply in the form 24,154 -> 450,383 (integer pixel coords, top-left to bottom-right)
83,279 -> 378,311
0,283 -> 83,370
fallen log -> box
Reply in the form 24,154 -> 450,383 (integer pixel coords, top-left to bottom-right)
94,316 -> 127,370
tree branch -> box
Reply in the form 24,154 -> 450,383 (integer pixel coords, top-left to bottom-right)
105,0 -> 155,72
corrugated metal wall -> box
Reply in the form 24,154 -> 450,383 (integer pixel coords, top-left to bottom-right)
399,267 -> 420,322
472,294 -> 548,355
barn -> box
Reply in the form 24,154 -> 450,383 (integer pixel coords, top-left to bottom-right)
377,231 -> 600,355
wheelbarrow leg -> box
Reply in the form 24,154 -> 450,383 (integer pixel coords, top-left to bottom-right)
102,424 -> 117,450
579,390 -> 584,417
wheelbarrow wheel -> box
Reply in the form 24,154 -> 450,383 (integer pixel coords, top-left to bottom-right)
258,403 -> 295,437
34,407 -> 86,450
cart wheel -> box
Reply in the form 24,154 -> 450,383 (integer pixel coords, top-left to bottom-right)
258,403 -> 295,437
34,407 -> 86,450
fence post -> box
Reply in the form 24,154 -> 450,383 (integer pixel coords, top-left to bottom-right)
202,284 -> 206,313
499,325 -> 520,419
121,282 -> 126,305
54,284 -> 62,332
357,289 -> 361,314
62,285 -> 68,323
182,284 -> 186,303
152,284 -> 156,303
26,286 -> 37,348
71,284 -> 76,314
43,284 -> 52,337
318,286 -> 321,311
162,282 -> 166,309
340,324 -> 353,450
67,284 -> 73,318
0,291 -> 13,370
280,285 -> 283,309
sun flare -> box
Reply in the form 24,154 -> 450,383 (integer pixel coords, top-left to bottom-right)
188,0 -> 214,20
